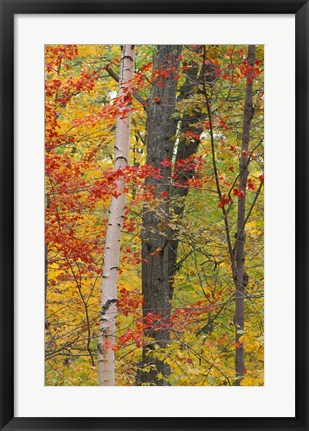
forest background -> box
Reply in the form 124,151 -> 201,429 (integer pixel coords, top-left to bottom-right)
45,44 -> 264,386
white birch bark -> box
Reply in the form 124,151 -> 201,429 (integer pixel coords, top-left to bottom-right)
98,45 -> 134,386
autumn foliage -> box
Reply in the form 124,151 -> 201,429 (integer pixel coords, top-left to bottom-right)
45,44 -> 264,386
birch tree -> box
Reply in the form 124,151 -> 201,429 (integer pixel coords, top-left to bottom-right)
45,44 -> 264,387
98,44 -> 135,386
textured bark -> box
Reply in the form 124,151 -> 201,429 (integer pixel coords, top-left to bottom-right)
234,45 -> 256,385
98,45 -> 134,386
137,45 -> 182,385
168,50 -> 206,289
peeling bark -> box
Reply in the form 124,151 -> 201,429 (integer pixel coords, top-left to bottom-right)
98,45 -> 135,386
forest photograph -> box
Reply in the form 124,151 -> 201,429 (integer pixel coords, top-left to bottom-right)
45,44 -> 264,387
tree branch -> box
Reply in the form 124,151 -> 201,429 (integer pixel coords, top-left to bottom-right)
105,64 -> 148,110
202,46 -> 236,276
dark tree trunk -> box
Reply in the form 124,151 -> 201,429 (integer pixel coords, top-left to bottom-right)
167,52 -> 205,292
137,45 -> 182,385
234,45 -> 256,385
136,47 -> 211,385
45,194 -> 50,330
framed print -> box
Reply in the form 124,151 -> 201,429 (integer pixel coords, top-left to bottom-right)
0,1 -> 308,430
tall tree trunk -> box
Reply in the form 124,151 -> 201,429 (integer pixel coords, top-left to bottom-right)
234,45 -> 256,385
168,49 -> 205,289
98,45 -> 135,386
137,45 -> 182,385
45,195 -> 50,331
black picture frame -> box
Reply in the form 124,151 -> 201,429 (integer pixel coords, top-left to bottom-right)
0,0 -> 308,430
